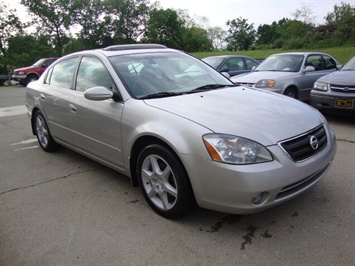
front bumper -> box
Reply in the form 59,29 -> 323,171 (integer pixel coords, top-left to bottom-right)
181,126 -> 336,214
12,74 -> 27,82
310,92 -> 355,112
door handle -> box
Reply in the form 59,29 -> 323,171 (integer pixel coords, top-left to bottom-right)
40,93 -> 46,100
69,104 -> 77,112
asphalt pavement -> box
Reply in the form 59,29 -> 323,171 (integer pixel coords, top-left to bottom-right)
0,85 -> 354,266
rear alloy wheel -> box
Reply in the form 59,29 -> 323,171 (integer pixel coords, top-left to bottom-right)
137,144 -> 194,219
34,111 -> 60,152
284,87 -> 298,99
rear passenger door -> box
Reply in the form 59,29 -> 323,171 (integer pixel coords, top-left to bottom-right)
41,56 -> 79,144
69,56 -> 125,170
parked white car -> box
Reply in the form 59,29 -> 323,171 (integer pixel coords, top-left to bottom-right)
231,52 -> 342,101
26,44 -> 337,218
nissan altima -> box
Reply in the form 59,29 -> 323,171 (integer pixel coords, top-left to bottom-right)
26,44 -> 337,219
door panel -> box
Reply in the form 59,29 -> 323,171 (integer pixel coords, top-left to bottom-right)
42,57 -> 79,144
69,56 -> 125,170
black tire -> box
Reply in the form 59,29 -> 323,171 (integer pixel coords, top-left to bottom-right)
137,144 -> 195,219
34,111 -> 60,152
25,74 -> 39,86
284,87 -> 298,99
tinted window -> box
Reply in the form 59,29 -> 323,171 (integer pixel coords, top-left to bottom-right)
323,55 -> 336,70
49,57 -> 79,89
306,55 -> 325,71
223,58 -> 243,71
245,58 -> 258,70
76,56 -> 113,92
44,59 -> 57,67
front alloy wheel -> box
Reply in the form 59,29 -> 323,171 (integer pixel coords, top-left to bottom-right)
137,144 -> 194,219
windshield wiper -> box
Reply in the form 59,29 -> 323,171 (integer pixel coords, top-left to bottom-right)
140,91 -> 182,99
188,84 -> 233,93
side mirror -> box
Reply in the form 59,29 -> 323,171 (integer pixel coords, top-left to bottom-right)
220,67 -> 229,72
221,72 -> 230,78
84,86 -> 113,101
304,66 -> 315,72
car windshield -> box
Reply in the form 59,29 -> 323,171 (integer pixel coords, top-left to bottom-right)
255,54 -> 304,72
341,56 -> 355,71
109,52 -> 233,99
32,59 -> 46,67
202,57 -> 224,69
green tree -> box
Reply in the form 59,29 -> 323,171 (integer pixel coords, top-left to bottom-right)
20,0 -> 83,56
183,26 -> 213,52
144,7 -> 212,52
75,0 -> 115,49
225,17 -> 255,51
6,34 -> 57,69
256,23 -> 279,47
0,1 -> 23,73
104,0 -> 150,44
144,8 -> 186,49
325,2 -> 355,43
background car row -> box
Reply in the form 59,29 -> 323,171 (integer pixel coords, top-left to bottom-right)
218,52 -> 353,116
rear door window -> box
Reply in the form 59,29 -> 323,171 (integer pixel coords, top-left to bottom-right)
49,57 -> 79,89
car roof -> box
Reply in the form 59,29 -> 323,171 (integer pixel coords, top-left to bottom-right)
270,52 -> 330,56
67,44 -> 181,58
203,55 -> 252,59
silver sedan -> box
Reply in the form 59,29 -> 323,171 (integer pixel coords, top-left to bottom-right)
26,44 -> 337,219
311,56 -> 355,115
231,52 -> 342,101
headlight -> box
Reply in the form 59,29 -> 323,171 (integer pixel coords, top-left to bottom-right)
255,79 -> 275,88
203,134 -> 273,164
18,71 -> 25,75
313,81 -> 329,91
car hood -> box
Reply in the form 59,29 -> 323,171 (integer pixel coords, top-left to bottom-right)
14,65 -> 37,71
145,86 -> 323,146
231,71 -> 296,83
317,70 -> 355,85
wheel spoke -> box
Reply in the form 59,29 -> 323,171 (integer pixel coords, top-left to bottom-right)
141,153 -> 178,211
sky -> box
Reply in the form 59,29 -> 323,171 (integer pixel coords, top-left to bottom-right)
4,0 -> 355,29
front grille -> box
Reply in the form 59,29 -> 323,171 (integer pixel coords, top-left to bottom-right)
234,82 -> 255,87
330,84 -> 355,93
279,125 -> 327,162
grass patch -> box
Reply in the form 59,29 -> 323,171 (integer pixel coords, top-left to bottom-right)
193,46 -> 355,65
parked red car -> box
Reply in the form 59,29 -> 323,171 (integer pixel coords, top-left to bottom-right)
13,58 -> 58,86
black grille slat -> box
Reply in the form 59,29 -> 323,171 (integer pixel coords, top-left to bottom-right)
280,125 -> 327,161
330,84 -> 355,93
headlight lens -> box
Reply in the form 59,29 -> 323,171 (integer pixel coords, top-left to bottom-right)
313,81 -> 329,91
255,79 -> 275,88
18,71 -> 25,75
203,134 -> 273,164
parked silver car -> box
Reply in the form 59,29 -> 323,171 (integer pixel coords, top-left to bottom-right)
231,52 -> 341,101
310,56 -> 355,115
26,44 -> 336,219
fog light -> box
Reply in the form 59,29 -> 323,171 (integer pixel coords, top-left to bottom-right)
251,192 -> 267,205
